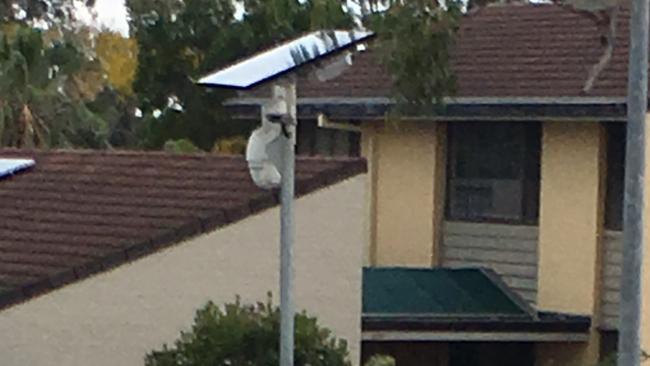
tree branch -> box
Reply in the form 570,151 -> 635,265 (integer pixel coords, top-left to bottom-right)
552,0 -> 621,93
583,5 -> 620,93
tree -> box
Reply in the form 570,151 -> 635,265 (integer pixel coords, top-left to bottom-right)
126,0 -> 355,151
145,296 -> 351,366
0,0 -> 146,150
95,31 -> 139,97
126,0 -> 238,149
365,0 -> 462,114
126,0 -> 519,139
0,24 -> 110,148
551,0 -> 622,93
0,0 -> 96,25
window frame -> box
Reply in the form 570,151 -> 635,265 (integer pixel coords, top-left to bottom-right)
604,122 -> 626,231
445,121 -> 541,226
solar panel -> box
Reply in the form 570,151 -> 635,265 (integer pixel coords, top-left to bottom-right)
197,30 -> 374,90
0,158 -> 35,180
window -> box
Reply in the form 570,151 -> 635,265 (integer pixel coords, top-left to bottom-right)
600,331 -> 619,363
446,122 -> 541,224
296,120 -> 360,157
605,123 -> 625,231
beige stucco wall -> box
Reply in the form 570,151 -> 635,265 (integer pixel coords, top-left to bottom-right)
361,121 -> 445,267
536,121 -> 605,365
0,176 -> 366,366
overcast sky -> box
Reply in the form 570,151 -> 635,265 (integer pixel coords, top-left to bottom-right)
76,0 -> 129,35
85,0 -> 252,36
88,0 -> 548,36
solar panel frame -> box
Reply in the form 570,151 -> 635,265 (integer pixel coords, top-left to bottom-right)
0,158 -> 36,180
197,30 -> 375,90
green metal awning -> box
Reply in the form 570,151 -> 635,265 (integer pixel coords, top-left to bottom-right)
363,267 -> 530,317
362,267 -> 591,342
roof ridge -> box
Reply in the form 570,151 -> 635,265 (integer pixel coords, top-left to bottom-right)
0,148 -> 370,163
0,148 -> 246,160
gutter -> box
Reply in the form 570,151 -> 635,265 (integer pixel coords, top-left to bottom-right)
224,97 -> 628,122
317,113 -> 361,132
361,312 -> 592,342
361,331 -> 590,343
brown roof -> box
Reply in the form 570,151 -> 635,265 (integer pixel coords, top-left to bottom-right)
0,149 -> 366,310
247,4 -> 631,100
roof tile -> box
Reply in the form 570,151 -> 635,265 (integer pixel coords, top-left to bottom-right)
245,4 -> 635,100
0,149 -> 366,310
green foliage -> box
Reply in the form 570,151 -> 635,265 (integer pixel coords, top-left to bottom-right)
0,0 -> 95,25
127,0 -> 354,151
0,0 -> 504,151
145,296 -> 351,366
163,138 -> 201,153
364,355 -> 396,366
367,0 -> 463,115
0,24 -> 111,148
95,32 -> 139,96
86,88 -> 142,148
213,135 -> 247,155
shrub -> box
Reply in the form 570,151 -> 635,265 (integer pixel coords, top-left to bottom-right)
163,138 -> 202,153
364,355 -> 396,366
213,136 -> 247,155
145,295 -> 350,366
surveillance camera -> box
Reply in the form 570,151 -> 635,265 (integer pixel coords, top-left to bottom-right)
266,113 -> 284,123
246,125 -> 283,190
265,113 -> 294,125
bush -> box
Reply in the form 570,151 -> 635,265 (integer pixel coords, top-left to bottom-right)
364,355 -> 396,366
145,295 -> 351,366
163,138 -> 202,153
213,136 -> 247,155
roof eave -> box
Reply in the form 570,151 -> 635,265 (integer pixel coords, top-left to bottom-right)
225,97 -> 629,121
362,313 -> 592,336
361,330 -> 591,343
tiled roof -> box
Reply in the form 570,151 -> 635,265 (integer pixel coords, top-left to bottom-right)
247,4 -> 632,99
0,149 -> 366,310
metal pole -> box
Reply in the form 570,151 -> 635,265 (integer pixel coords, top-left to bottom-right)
619,0 -> 648,364
279,80 -> 297,366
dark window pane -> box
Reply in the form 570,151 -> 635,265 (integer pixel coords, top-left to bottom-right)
600,331 -> 619,362
523,123 -> 542,221
349,132 -> 361,157
315,128 -> 335,156
331,130 -> 351,156
297,120 -> 317,156
447,122 -> 541,224
605,123 -> 625,230
455,123 -> 524,179
296,119 -> 361,157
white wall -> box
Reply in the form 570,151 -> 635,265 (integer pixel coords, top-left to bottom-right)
0,175 -> 366,366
